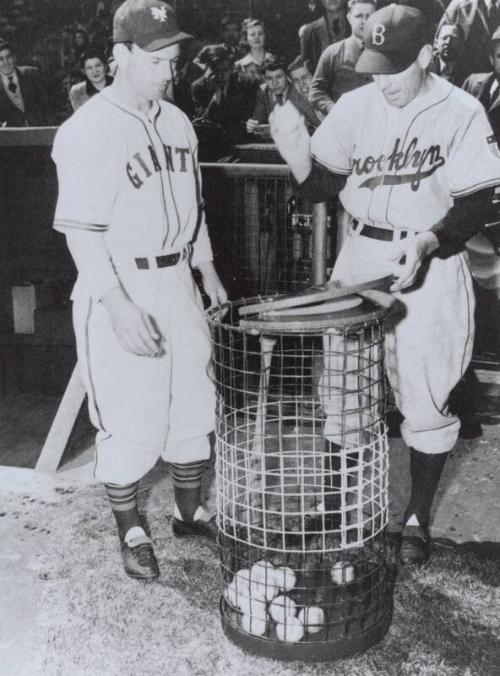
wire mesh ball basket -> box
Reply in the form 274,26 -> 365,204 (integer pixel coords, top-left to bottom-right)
207,289 -> 397,662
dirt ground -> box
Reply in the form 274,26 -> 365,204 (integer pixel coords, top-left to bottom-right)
0,371 -> 499,675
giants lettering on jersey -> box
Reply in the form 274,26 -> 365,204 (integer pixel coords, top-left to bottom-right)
352,137 -> 445,192
127,144 -> 191,189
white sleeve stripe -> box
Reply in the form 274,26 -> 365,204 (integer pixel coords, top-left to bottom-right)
451,178 -> 500,198
311,154 -> 351,176
53,219 -> 109,232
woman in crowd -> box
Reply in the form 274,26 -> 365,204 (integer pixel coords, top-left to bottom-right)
69,45 -> 113,111
234,18 -> 271,80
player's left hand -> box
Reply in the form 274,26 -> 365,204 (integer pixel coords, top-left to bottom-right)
197,261 -> 228,307
388,231 -> 440,291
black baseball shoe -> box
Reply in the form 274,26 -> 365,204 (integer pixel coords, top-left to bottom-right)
399,524 -> 430,567
121,527 -> 159,580
172,506 -> 218,542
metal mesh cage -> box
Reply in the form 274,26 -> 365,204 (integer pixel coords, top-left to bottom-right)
207,298 -> 394,662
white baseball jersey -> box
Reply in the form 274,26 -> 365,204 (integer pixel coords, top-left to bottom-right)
53,90 -> 213,300
311,74 -> 500,232
52,91 -> 215,484
310,74 -> 500,454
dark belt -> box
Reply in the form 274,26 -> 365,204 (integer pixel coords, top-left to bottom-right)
135,244 -> 191,270
352,219 -> 408,241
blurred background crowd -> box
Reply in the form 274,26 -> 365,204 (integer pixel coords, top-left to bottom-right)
4,0 -> 497,143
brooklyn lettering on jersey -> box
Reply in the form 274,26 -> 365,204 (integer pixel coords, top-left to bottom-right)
352,137 -> 445,192
126,144 -> 191,189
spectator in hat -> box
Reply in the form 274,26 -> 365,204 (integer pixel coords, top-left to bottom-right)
309,0 -> 375,116
69,45 -> 114,111
300,0 -> 350,73
0,38 -> 48,126
432,22 -> 467,85
438,0 -> 500,78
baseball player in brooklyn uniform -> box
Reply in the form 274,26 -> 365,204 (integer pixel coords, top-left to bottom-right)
271,3 -> 500,565
52,0 -> 227,580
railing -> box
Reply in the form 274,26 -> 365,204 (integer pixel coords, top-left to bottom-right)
0,128 -> 330,297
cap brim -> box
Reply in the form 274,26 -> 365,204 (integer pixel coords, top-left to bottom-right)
355,48 -> 417,75
143,31 -> 193,51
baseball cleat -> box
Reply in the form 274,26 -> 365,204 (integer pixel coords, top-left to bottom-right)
398,525 -> 430,567
172,506 -> 218,541
121,527 -> 159,580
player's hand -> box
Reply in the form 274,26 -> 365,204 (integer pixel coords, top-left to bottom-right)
388,231 -> 440,291
101,286 -> 163,357
246,118 -> 261,134
197,261 -> 228,307
269,101 -> 312,184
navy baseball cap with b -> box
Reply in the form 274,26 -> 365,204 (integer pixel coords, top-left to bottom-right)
356,4 -> 430,75
113,0 -> 193,51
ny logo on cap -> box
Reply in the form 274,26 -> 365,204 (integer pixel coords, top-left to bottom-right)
151,6 -> 168,22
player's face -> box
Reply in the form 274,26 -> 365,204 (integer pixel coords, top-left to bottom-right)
0,48 -> 15,77
491,41 -> 500,78
372,60 -> 425,108
347,3 -> 376,40
290,66 -> 313,97
265,68 -> 288,97
127,43 -> 180,100
247,25 -> 265,50
84,57 -> 106,87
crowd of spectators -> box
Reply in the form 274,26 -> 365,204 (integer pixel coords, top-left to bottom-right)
2,0 -> 500,159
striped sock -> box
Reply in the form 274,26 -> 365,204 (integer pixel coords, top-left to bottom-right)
171,460 -> 205,522
104,482 -> 141,542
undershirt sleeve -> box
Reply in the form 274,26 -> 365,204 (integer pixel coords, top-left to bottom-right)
430,187 -> 497,257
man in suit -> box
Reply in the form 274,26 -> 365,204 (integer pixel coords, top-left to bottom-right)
463,26 -> 500,135
246,54 -> 320,138
0,39 -> 48,127
432,22 -> 467,85
309,0 -> 375,116
438,0 -> 500,78
300,0 -> 350,73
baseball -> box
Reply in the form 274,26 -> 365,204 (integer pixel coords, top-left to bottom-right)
269,594 -> 297,623
330,561 -> 356,585
298,606 -> 325,633
241,613 -> 268,637
275,615 -> 305,643
240,598 -> 268,636
273,566 -> 296,592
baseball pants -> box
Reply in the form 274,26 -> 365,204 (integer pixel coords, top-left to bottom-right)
72,258 -> 215,484
321,226 -> 475,454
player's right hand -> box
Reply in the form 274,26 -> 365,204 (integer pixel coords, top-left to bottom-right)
269,101 -> 312,184
101,287 -> 162,357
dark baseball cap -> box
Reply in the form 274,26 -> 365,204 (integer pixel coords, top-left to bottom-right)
356,4 -> 431,75
113,0 -> 193,51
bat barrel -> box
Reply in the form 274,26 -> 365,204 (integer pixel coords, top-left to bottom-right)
208,298 -> 395,662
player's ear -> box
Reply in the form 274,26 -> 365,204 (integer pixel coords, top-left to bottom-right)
417,44 -> 433,70
113,43 -> 131,69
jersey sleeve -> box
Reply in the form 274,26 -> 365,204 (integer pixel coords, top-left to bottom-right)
52,117 -> 122,233
444,103 -> 500,197
310,92 -> 354,175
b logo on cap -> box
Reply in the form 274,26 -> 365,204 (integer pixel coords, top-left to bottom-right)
372,24 -> 386,45
151,6 -> 168,22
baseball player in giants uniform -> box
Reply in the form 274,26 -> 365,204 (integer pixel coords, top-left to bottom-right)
271,4 -> 500,566
52,0 -> 227,580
